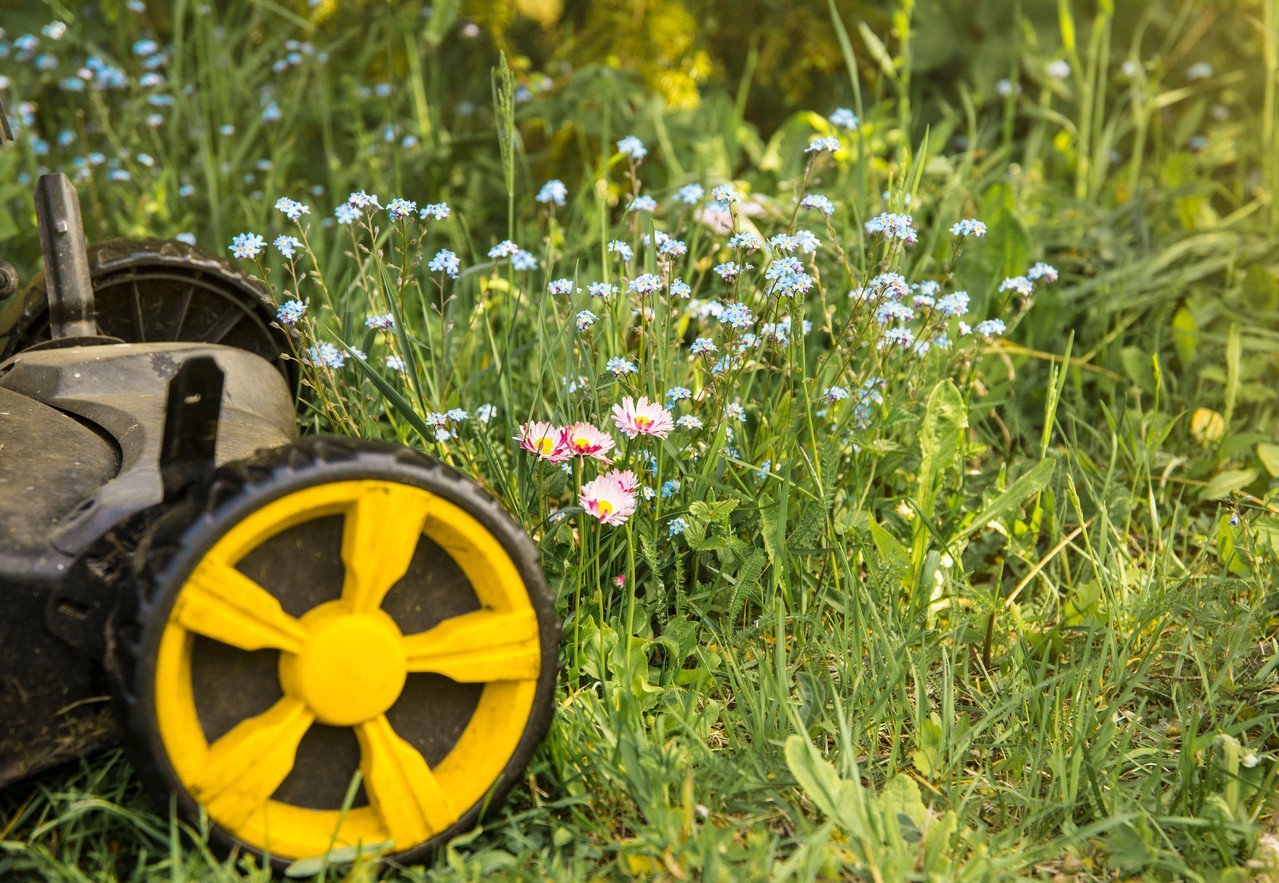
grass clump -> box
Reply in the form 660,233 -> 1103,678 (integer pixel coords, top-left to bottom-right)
1,1 -> 1278,879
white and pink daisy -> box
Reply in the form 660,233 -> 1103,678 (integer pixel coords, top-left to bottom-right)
603,468 -> 641,495
580,473 -> 637,526
611,396 -> 674,439
517,422 -> 569,462
560,421 -> 616,462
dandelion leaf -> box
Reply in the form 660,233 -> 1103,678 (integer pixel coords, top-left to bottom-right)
727,547 -> 768,623
917,380 -> 968,514
958,458 -> 1055,541
868,518 -> 911,587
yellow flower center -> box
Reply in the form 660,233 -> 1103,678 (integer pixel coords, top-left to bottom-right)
634,416 -> 652,429
574,436 -> 591,450
597,500 -> 614,517
537,437 -> 555,456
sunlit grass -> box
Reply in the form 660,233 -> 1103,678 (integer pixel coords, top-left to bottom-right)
0,1 -> 1277,880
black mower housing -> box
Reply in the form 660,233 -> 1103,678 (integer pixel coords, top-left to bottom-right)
0,168 -> 298,787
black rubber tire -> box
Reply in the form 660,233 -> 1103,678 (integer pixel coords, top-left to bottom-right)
109,435 -> 559,870
3,238 -> 296,390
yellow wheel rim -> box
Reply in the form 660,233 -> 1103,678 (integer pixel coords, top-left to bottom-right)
153,480 -> 541,860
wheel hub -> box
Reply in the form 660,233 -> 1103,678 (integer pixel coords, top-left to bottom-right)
279,604 -> 407,726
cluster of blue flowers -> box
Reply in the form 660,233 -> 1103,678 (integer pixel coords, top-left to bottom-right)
628,274 -> 663,295
488,239 -> 538,270
764,257 -> 814,298
536,179 -> 568,206
675,184 -> 704,204
629,195 -> 658,213
229,233 -> 266,260
800,194 -> 835,216
710,184 -> 740,208
829,107 -> 859,130
275,197 -> 310,221
273,235 -> 303,259
720,303 -> 753,329
275,300 -> 306,326
616,136 -> 647,161
805,136 -> 840,154
865,212 -> 918,244
606,356 -> 638,376
769,231 -> 820,254
607,240 -> 635,262
307,341 -> 346,369
429,249 -> 460,278
387,198 -> 417,221
950,218 -> 987,237
422,408 -> 472,442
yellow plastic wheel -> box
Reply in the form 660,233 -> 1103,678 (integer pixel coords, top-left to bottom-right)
115,438 -> 558,867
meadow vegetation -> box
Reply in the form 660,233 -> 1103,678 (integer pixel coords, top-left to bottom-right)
1,1 -> 1278,879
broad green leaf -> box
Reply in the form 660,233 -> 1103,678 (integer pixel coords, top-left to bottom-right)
916,380 -> 968,514
1216,517 -> 1251,576
923,810 -> 959,872
868,518 -> 911,583
1063,579 -> 1106,627
1242,265 -> 1279,312
784,735 -> 852,830
689,498 -> 739,525
1120,346 -> 1154,388
760,501 -> 784,564
1258,443 -> 1279,477
959,459 -> 1055,540
880,774 -> 929,839
1199,468 -> 1258,502
1172,306 -> 1197,365
909,717 -> 943,778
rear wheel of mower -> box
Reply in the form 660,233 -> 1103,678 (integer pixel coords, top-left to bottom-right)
113,437 -> 558,867
4,238 -> 295,389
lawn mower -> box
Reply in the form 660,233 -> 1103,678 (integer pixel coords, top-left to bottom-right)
0,98 -> 558,868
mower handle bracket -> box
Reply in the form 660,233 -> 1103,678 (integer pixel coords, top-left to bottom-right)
34,173 -> 98,339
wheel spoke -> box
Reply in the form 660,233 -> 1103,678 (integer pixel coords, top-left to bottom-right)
402,609 -> 540,683
357,714 -> 455,847
341,485 -> 432,614
131,280 -> 146,342
170,282 -> 196,339
190,696 -> 314,830
201,301 -> 246,343
174,557 -> 309,653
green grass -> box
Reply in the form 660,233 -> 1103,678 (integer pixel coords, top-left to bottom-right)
1,1 -> 1278,880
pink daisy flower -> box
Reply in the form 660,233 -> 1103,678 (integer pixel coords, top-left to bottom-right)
561,421 -> 616,462
580,473 -> 637,526
517,421 -> 569,462
603,468 -> 640,495
611,396 -> 674,439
